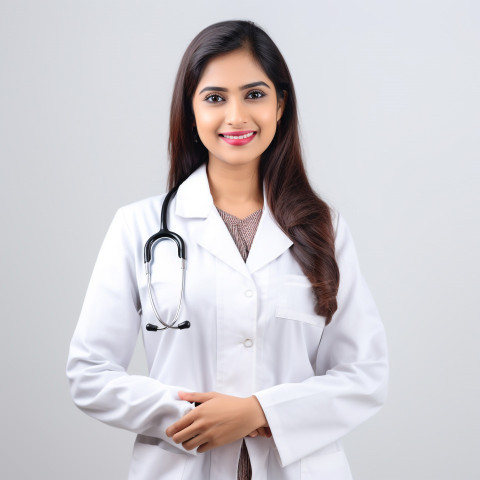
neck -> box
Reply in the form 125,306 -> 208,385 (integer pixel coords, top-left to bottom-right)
207,159 -> 263,218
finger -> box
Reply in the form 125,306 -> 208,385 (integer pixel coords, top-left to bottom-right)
255,427 -> 267,437
165,411 -> 195,437
172,423 -> 203,445
181,433 -> 204,451
197,440 -> 215,454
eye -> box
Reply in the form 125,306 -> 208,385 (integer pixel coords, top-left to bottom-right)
246,89 -> 265,100
205,93 -> 225,103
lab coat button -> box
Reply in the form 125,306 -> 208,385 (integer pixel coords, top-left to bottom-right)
244,289 -> 254,298
243,339 -> 254,348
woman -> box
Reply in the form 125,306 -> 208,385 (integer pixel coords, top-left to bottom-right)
67,20 -> 388,480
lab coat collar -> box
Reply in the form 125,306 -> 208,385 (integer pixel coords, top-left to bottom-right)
176,163 -> 293,277
175,163 -> 215,218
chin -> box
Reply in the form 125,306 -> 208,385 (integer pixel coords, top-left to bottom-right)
219,157 -> 260,168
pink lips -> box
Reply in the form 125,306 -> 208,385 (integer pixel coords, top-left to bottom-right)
219,130 -> 256,146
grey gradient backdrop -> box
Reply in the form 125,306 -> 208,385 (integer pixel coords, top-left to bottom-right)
1,1 -> 479,478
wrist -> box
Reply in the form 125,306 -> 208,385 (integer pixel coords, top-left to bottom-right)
248,395 -> 268,429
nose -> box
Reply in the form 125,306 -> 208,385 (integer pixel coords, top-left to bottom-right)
226,97 -> 248,126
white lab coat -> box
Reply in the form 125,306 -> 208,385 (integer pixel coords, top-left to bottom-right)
67,163 -> 388,480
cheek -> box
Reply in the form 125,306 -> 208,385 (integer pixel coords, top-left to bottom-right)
194,109 -> 221,134
257,109 -> 279,137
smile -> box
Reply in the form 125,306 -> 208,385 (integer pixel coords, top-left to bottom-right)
221,132 -> 255,140
219,131 -> 256,146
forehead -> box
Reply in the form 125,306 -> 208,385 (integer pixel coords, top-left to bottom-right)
195,49 -> 272,90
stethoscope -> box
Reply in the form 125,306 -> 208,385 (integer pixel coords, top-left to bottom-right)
143,186 -> 190,332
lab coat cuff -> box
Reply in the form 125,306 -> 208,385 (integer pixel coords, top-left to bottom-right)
252,390 -> 294,467
163,398 -> 199,456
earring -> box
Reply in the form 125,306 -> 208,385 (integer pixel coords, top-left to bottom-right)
192,126 -> 199,144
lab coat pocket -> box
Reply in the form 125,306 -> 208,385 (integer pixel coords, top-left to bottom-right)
301,448 -> 352,480
129,435 -> 188,480
275,274 -> 325,328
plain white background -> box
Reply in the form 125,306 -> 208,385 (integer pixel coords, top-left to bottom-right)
1,1 -> 478,478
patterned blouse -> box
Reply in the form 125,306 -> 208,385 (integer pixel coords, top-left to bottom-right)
216,207 -> 263,262
216,206 -> 263,480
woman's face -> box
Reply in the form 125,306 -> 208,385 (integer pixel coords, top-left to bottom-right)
192,49 -> 284,170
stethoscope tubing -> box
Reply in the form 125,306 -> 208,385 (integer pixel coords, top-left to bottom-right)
143,185 -> 190,332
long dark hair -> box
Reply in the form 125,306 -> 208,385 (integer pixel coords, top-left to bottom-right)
168,20 -> 339,324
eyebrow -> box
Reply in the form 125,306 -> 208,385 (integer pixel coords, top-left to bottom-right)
198,81 -> 270,95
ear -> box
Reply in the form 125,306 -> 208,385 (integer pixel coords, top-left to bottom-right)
276,90 -> 287,122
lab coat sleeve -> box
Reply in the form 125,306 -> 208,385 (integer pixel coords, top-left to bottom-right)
253,213 -> 388,467
66,208 -> 196,455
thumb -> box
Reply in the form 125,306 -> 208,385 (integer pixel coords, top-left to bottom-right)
178,391 -> 216,403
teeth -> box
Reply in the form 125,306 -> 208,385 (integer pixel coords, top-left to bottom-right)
223,132 -> 254,140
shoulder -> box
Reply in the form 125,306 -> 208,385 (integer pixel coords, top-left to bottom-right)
328,206 -> 348,241
116,194 -> 167,223
104,194 -> 168,242
327,207 -> 357,260
329,206 -> 340,234
117,194 -> 167,217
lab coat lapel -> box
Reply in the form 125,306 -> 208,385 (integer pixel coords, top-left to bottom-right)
175,164 -> 251,278
194,210 -> 251,278
246,204 -> 293,274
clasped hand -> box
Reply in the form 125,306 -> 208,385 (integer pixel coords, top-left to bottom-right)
165,391 -> 271,453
